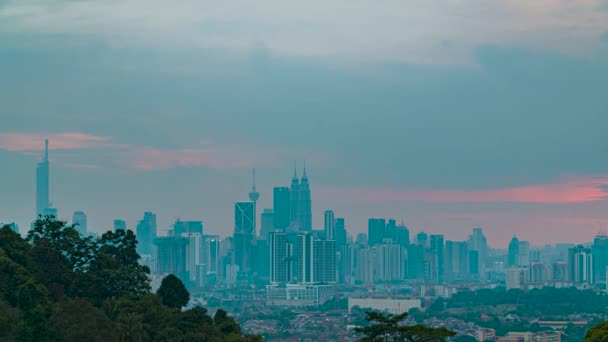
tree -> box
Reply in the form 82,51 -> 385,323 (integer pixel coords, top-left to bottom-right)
157,274 -> 190,309
47,298 -> 119,342
586,321 -> 608,341
453,335 -> 478,342
354,311 -> 455,342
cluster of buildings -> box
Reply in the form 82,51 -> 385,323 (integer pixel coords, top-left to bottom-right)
8,140 -> 608,313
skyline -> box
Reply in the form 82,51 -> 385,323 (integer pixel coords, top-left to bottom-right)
2,138 -> 608,247
2,0 -> 608,246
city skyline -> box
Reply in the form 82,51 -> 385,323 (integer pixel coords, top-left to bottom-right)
2,1 -> 608,246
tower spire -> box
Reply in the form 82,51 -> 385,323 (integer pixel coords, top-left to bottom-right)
252,168 -> 257,192
302,161 -> 308,179
44,139 -> 49,162
292,161 -> 298,180
248,168 -> 260,202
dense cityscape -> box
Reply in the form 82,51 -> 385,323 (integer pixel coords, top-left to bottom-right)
3,140 -> 608,341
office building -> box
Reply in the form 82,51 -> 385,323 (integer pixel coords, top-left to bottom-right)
273,187 -> 291,231
114,219 -> 127,231
416,232 -> 428,248
289,166 -> 312,231
298,233 -> 336,284
430,234 -> 444,283
506,267 -> 527,290
136,212 -> 157,256
173,220 -> 203,236
72,211 -> 87,236
356,248 -> 375,284
569,245 -> 594,284
508,236 -> 520,267
468,228 -> 487,278
593,235 -> 608,283
248,169 -> 260,235
234,202 -> 255,273
335,218 -> 347,247
154,236 -> 190,282
374,241 -> 404,282
270,232 -> 294,284
529,262 -> 545,284
260,208 -> 274,239
36,139 -> 50,218
324,210 -> 335,241
553,261 -> 568,281
368,218 -> 386,247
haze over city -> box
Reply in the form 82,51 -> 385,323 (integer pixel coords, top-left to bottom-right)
2,0 -> 608,246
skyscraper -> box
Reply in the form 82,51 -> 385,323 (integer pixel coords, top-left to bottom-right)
289,166 -> 312,231
260,208 -> 274,239
297,233 -> 336,284
273,187 -> 291,231
368,218 -> 386,247
36,139 -> 50,218
270,231 -> 294,284
324,210 -> 336,241
569,245 -> 594,284
248,169 -> 260,235
72,211 -> 87,236
298,166 -> 312,231
468,228 -> 487,279
154,236 -> 190,282
430,234 -> 444,283
234,201 -> 255,273
136,212 -> 157,256
114,219 -> 127,231
335,218 -> 347,247
508,236 -> 520,267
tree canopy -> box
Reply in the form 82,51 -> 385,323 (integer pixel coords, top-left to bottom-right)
0,218 -> 260,342
354,311 -> 455,342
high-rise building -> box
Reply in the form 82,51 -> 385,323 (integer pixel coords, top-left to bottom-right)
407,244 -> 425,280
114,219 -> 127,231
356,248 -> 375,284
335,218 -> 347,247
298,233 -> 336,284
324,210 -> 336,241
468,250 -> 479,276
368,218 -> 386,247
468,228 -> 487,279
270,232 -> 294,284
519,240 -> 530,266
593,235 -> 608,283
260,209 -> 274,239
289,166 -> 312,231
248,169 -> 260,235
154,236 -> 190,282
338,243 -> 356,284
430,235 -> 444,283
252,238 -> 270,278
72,211 -> 87,236
508,236 -> 520,267
173,220 -> 203,236
506,267 -> 527,290
234,202 -> 255,273
273,187 -> 291,231
553,261 -> 568,281
136,212 -> 157,256
394,225 -> 410,249
529,262 -> 545,284
36,139 -> 50,218
569,245 -> 594,284
374,241 -> 404,282
445,241 -> 469,281
416,232 -> 428,248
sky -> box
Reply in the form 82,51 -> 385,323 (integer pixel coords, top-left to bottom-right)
1,0 -> 608,247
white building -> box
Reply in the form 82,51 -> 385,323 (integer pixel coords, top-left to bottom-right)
347,298 -> 421,315
506,267 -> 528,290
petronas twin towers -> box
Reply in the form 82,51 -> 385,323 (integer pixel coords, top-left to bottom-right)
289,166 -> 312,232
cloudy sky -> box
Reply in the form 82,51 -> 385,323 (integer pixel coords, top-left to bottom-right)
1,0 -> 608,246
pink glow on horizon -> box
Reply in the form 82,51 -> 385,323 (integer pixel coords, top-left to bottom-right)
0,132 -> 116,151
321,176 -> 608,204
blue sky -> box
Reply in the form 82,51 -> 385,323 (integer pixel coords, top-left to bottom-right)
1,0 -> 608,246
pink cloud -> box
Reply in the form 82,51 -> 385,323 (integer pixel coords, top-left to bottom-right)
321,175 -> 608,204
0,132 -> 117,151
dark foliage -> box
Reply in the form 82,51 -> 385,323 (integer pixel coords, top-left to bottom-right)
354,311 -> 455,342
157,274 -> 190,309
0,219 -> 259,342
